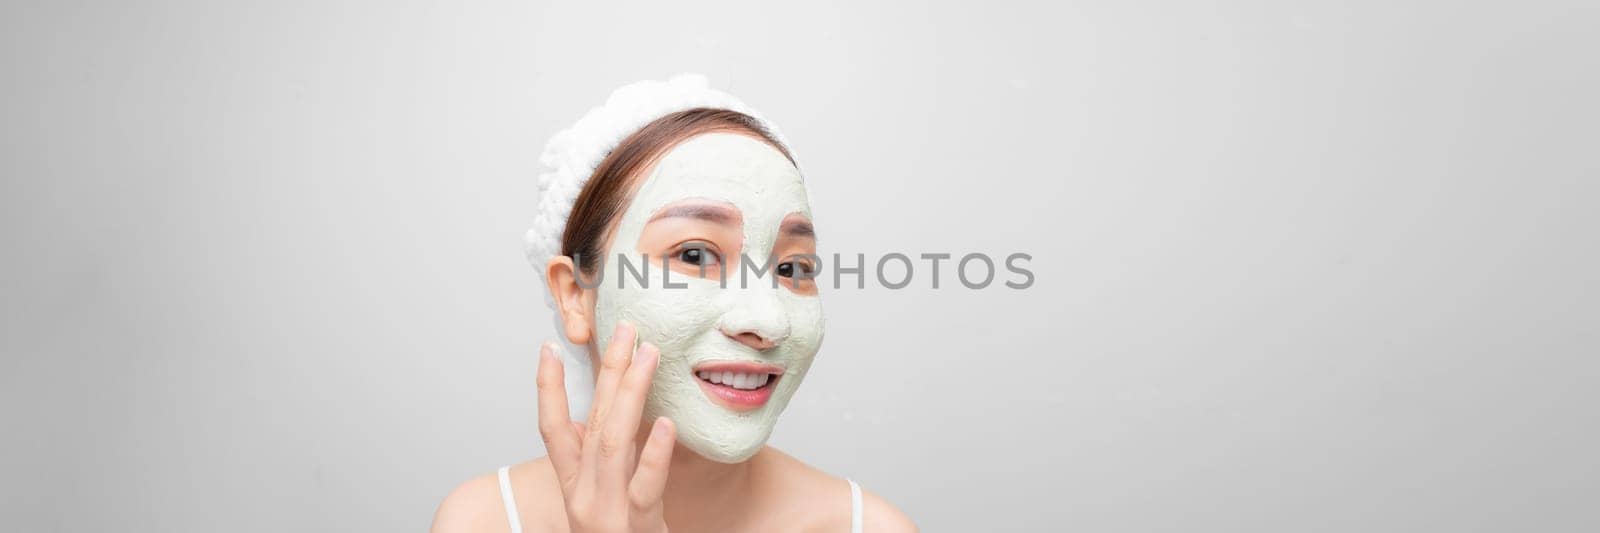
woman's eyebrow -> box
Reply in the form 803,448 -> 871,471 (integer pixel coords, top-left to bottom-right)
648,204 -> 740,225
781,219 -> 814,238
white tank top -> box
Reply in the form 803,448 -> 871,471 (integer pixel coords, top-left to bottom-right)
496,465 -> 863,533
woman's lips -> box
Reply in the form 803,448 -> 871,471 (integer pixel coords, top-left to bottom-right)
692,361 -> 784,412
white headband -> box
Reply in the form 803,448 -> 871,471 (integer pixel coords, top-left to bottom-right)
523,74 -> 798,417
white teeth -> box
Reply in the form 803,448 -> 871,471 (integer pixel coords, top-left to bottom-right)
696,370 -> 776,390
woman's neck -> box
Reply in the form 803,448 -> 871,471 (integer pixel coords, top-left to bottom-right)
657,443 -> 763,530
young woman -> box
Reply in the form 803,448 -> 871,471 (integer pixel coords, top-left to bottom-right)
431,75 -> 916,532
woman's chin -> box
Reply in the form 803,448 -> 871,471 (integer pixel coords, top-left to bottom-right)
685,438 -> 767,464
666,410 -> 778,464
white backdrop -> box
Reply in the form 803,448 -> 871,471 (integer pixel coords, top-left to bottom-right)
3,1 -> 1597,531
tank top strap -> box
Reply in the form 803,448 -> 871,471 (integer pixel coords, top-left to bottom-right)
847,478 -> 863,533
497,466 -> 523,533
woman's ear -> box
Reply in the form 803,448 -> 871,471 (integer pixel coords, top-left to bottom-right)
546,256 -> 595,345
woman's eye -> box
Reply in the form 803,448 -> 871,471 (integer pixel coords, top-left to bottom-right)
776,260 -> 815,279
674,244 -> 720,266
679,248 -> 704,265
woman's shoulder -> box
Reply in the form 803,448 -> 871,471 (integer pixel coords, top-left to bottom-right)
755,448 -> 918,532
431,451 -> 915,532
430,457 -> 567,533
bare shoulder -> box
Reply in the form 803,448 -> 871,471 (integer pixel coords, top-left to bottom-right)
756,448 -> 917,532
430,458 -> 568,533
429,470 -> 506,533
859,486 -> 918,532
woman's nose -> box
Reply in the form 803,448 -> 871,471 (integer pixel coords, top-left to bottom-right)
724,330 -> 779,351
719,288 -> 791,351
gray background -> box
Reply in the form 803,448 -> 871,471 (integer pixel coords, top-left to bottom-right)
3,1 -> 1596,531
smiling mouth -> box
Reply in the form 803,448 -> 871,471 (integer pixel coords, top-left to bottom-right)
692,363 -> 783,411
695,370 -> 779,390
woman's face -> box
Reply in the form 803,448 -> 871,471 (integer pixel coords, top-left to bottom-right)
591,132 -> 824,463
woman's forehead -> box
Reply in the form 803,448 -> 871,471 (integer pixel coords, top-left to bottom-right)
632,133 -> 810,218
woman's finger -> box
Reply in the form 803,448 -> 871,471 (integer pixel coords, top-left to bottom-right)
585,322 -> 637,431
535,343 -> 581,493
598,342 -> 659,487
627,417 -> 676,518
580,322 -> 636,482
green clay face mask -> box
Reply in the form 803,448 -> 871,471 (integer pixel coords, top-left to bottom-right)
593,133 -> 824,463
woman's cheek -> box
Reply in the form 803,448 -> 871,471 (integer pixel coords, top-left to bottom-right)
780,291 -> 825,355
619,282 -> 725,360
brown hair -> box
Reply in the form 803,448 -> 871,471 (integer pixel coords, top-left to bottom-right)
561,108 -> 795,275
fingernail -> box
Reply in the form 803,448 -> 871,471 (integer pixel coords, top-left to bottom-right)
638,342 -> 658,364
541,342 -> 559,362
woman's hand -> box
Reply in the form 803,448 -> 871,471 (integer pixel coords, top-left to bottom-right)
538,322 -> 677,533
